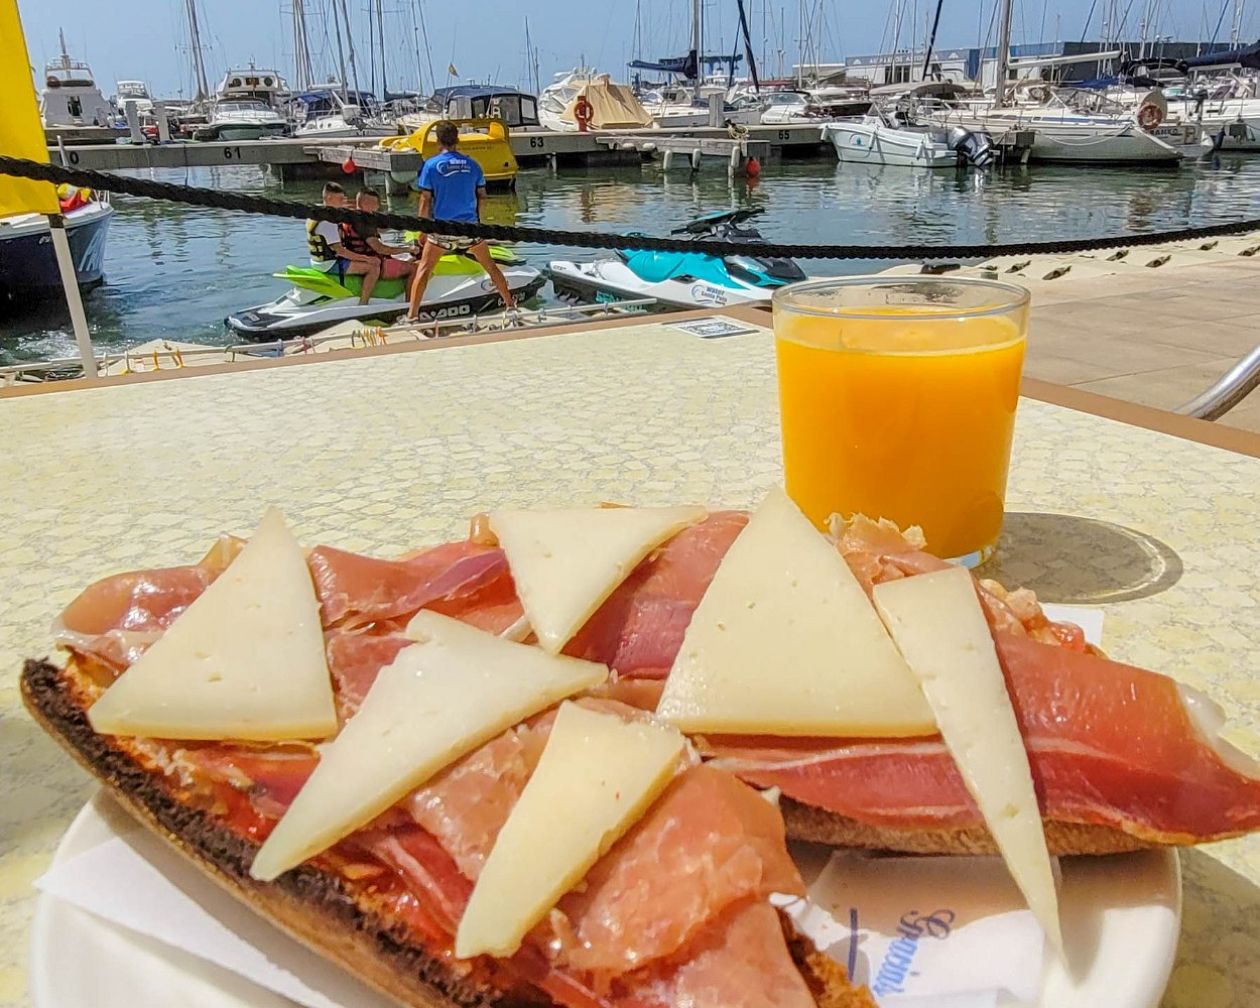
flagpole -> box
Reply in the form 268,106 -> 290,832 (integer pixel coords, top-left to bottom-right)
47,214 -> 98,377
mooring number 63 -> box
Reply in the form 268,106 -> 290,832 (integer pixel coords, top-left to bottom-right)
529,137 -> 546,149
223,146 -> 244,160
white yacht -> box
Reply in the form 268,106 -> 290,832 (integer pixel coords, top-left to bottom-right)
538,68 -> 598,131
113,80 -> 153,116
637,83 -> 762,127
197,98 -> 288,141
39,32 -> 119,139
195,67 -> 291,141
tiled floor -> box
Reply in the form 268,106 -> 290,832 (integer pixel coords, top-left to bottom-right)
1022,259 -> 1260,433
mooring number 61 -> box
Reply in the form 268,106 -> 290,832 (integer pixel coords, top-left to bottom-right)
223,146 -> 244,160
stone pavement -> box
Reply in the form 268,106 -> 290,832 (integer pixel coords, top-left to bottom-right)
1017,259 -> 1260,434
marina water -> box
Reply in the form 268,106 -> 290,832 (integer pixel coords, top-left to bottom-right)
5,155 -> 1260,365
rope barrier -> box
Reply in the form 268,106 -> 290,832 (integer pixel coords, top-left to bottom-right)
6,153 -> 1260,260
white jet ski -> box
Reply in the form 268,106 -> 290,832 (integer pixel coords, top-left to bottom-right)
547,209 -> 806,310
226,248 -> 544,340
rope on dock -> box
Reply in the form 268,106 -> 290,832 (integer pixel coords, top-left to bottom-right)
6,154 -> 1260,261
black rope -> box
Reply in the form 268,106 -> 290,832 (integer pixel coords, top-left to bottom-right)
7,153 -> 1260,260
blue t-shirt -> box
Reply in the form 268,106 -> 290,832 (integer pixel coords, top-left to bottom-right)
417,150 -> 484,223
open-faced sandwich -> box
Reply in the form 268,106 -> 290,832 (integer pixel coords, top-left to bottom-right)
23,490 -> 1260,1004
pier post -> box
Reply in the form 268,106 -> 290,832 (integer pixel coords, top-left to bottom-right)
123,101 -> 143,145
663,150 -> 673,171
153,101 -> 171,143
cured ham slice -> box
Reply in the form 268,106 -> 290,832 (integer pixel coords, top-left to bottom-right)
621,901 -> 817,1008
324,631 -> 412,718
548,764 -> 804,977
565,511 -> 748,677
711,632 -> 1260,845
307,541 -> 515,631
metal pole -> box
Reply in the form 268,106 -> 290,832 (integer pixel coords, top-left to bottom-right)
48,215 -> 97,378
993,0 -> 1014,108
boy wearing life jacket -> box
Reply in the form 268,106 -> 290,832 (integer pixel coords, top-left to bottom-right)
306,181 -> 380,305
338,188 -> 420,285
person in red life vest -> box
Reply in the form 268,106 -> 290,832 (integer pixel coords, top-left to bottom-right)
404,120 -> 516,323
337,188 -> 421,286
306,181 -> 380,305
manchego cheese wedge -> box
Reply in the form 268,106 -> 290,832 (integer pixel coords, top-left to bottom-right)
655,488 -> 936,736
488,505 -> 707,653
250,611 -> 607,882
455,701 -> 685,959
873,565 -> 1064,954
88,508 -> 337,742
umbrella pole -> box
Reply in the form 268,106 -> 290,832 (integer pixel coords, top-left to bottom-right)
47,213 -> 98,378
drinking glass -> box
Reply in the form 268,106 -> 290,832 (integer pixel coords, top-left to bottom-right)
773,275 -> 1030,565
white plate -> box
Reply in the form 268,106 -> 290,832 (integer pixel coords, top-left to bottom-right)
31,794 -> 1181,1008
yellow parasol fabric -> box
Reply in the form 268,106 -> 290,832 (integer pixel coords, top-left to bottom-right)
0,0 -> 57,216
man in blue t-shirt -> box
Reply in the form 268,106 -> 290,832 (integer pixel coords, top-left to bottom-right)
404,120 -> 516,322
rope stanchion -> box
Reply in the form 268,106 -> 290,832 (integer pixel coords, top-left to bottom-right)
4,154 -> 1260,260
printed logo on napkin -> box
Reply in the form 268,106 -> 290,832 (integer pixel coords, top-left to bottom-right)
778,849 -> 1051,1007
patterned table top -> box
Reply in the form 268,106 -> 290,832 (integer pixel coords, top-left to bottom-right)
1,316 -> 1257,1007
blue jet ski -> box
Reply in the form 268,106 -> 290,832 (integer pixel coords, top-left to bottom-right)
547,209 -> 806,309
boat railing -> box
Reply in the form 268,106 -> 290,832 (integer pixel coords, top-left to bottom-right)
1177,341 -> 1260,421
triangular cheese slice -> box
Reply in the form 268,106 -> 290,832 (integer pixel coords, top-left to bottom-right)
250,611 -> 607,882
873,566 -> 1064,954
455,702 -> 685,959
87,508 -> 336,742
655,488 -> 936,736
488,505 -> 707,653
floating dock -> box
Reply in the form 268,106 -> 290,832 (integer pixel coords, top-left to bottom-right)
46,123 -> 829,179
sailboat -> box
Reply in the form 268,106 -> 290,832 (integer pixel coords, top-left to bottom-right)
627,0 -> 764,125
917,0 -> 1207,163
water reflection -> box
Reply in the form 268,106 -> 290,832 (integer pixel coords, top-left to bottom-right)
7,154 -> 1260,363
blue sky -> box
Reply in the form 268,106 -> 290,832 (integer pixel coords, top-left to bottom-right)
19,0 -> 1258,99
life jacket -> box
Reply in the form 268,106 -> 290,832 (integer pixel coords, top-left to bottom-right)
306,219 -> 337,262
337,221 -> 374,257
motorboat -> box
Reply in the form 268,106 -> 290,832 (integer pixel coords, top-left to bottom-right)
378,116 -> 518,188
213,66 -> 290,108
400,86 -> 543,133
226,248 -> 545,339
637,83 -> 762,127
113,80 -> 154,116
196,98 -> 289,141
824,109 -> 994,168
0,191 -> 113,301
39,33 -> 123,143
918,92 -> 1203,164
548,208 -> 805,310
291,90 -> 397,139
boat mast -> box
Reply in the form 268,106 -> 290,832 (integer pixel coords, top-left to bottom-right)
184,0 -> 211,100
992,0 -> 1014,108
524,17 -> 541,94
291,0 -> 314,92
336,0 -> 363,98
415,0 -> 437,96
796,0 -> 804,86
1231,0 -> 1245,46
330,0 -> 350,100
693,0 -> 704,80
375,0 -> 388,98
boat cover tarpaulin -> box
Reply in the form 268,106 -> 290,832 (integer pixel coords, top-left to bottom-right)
561,74 -> 654,129
1184,41 -> 1260,70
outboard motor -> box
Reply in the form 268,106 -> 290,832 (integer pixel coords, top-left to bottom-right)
948,126 -> 997,168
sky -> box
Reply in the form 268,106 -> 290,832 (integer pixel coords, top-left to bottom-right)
18,0 -> 1260,100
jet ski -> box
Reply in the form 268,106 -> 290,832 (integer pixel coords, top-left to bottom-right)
547,209 -> 807,310
226,247 -> 545,340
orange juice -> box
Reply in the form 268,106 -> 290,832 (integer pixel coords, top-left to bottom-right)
775,301 -> 1026,561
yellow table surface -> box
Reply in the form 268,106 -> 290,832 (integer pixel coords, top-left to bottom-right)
1,316 -> 1258,1007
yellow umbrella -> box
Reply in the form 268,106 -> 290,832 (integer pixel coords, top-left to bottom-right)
1,1 -> 97,375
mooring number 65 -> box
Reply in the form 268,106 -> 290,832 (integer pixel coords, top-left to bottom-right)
777,129 -> 792,140
223,146 -> 244,160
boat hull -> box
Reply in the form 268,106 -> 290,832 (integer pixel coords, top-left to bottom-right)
547,259 -> 773,310
927,111 -> 1183,163
823,122 -> 958,168
0,202 -> 113,298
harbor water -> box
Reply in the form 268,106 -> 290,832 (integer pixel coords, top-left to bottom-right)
5,154 -> 1260,365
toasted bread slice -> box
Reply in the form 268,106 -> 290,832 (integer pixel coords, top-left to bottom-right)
780,796 -> 1148,857
23,656 -> 873,1008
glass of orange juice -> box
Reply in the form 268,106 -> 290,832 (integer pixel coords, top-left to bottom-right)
773,276 -> 1030,565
